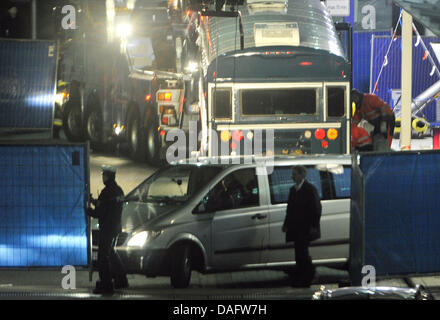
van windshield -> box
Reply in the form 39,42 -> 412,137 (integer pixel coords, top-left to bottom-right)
126,165 -> 223,203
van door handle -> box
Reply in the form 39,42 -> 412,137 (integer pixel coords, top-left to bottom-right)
251,213 -> 267,220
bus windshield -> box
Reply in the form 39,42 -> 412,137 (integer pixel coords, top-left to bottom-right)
241,88 -> 317,116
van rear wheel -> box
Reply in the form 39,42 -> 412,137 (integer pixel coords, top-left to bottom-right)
170,244 -> 192,288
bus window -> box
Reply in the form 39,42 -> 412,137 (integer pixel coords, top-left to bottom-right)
241,88 -> 317,116
212,89 -> 232,120
327,87 -> 345,117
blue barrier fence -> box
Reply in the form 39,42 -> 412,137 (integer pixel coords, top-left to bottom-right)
352,31 -> 391,94
0,143 -> 90,267
350,151 -> 440,284
0,40 -> 57,130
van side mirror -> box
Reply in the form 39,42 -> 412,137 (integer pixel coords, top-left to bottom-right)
193,195 -> 210,214
194,202 -> 206,213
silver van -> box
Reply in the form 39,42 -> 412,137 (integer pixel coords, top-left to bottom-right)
95,155 -> 351,288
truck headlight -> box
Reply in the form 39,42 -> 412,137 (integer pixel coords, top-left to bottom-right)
116,23 -> 132,38
126,231 -> 161,247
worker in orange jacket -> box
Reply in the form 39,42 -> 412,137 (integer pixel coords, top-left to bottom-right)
351,89 -> 395,150
351,124 -> 373,152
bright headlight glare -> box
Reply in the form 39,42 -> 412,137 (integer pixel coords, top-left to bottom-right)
116,23 -> 132,38
185,61 -> 198,73
127,231 -> 149,247
126,230 -> 161,247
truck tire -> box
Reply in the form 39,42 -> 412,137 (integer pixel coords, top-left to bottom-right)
127,108 -> 147,162
84,105 -> 104,151
62,101 -> 84,142
146,122 -> 161,165
170,244 -> 192,289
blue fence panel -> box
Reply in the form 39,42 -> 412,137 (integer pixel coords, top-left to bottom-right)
359,152 -> 440,276
352,31 -> 391,94
0,40 -> 56,130
371,36 -> 440,122
0,144 -> 89,267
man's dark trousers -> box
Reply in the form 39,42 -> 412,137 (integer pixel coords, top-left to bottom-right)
97,231 -> 126,288
294,238 -> 314,284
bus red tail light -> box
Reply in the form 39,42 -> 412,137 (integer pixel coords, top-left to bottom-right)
321,140 -> 329,149
314,128 -> 326,140
232,130 -> 244,142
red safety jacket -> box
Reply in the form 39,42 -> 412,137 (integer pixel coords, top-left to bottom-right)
353,93 -> 394,147
351,124 -> 373,151
353,94 -> 393,123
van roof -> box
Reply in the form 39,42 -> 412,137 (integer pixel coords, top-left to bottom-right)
170,154 -> 352,167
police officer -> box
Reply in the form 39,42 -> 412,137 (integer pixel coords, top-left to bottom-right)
87,165 -> 128,294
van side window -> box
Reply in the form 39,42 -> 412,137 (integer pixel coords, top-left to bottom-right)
195,168 -> 259,213
268,166 -> 323,204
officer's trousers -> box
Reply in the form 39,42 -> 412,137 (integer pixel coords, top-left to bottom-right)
97,230 -> 126,288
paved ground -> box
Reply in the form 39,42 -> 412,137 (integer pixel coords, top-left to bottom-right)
0,267 -> 344,300
0,267 -> 439,300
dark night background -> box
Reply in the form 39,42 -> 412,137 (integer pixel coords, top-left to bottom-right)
0,0 -> 72,40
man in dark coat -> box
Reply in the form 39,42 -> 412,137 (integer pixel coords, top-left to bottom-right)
282,165 -> 322,287
87,165 -> 128,294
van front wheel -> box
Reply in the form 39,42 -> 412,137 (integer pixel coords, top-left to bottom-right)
170,244 -> 192,288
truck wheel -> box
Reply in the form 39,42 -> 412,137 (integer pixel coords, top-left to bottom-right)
127,108 -> 147,162
62,101 -> 84,142
84,106 -> 104,150
170,244 -> 192,288
146,123 -> 160,165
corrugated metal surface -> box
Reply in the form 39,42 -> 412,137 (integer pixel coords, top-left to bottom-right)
199,0 -> 345,69
371,36 -> 440,122
352,31 -> 391,94
0,40 -> 57,130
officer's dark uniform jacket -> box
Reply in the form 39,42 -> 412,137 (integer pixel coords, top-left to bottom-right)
88,180 -> 124,236
283,180 -> 322,242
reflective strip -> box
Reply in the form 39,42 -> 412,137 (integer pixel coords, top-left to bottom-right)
357,137 -> 372,147
357,135 -> 371,144
358,141 -> 372,148
380,105 -> 392,116
364,111 -> 380,120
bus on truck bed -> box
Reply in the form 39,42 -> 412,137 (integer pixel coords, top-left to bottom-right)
167,0 -> 351,157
